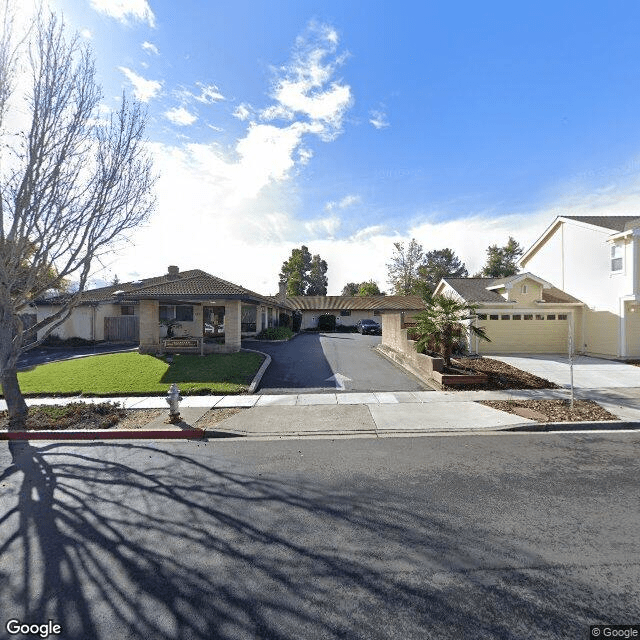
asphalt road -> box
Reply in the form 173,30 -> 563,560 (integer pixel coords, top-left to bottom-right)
1,432 -> 638,639
17,343 -> 137,370
248,332 -> 428,393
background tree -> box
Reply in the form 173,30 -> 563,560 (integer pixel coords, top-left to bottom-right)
0,11 -> 155,426
357,280 -> 384,296
476,237 -> 523,278
341,280 -> 385,296
279,246 -> 328,296
386,238 -> 424,295
341,282 -> 360,296
306,254 -> 328,295
279,245 -> 312,295
413,294 -> 490,367
417,248 -> 468,298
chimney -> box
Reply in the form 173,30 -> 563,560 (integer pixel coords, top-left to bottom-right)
168,265 -> 179,277
278,281 -> 287,301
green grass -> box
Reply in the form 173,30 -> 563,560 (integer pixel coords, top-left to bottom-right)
8,352 -> 264,396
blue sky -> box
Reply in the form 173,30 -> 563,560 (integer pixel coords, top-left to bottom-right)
15,1 -> 640,293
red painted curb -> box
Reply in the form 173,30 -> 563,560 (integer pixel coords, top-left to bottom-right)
0,429 -> 205,441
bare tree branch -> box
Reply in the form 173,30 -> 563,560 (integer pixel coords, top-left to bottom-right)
0,9 -> 156,425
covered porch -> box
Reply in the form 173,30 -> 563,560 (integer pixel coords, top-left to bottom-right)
137,298 -> 287,354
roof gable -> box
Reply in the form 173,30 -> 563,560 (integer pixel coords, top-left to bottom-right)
441,276 -> 582,305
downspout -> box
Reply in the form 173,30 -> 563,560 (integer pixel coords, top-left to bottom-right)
561,223 -> 565,291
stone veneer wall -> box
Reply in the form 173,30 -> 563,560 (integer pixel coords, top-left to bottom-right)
139,300 -> 160,354
379,313 -> 444,382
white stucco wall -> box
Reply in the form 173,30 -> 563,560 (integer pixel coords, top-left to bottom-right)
522,220 -> 634,313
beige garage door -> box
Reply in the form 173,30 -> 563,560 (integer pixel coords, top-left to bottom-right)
476,312 -> 569,354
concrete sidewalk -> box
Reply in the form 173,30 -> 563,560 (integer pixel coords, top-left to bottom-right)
2,387 -> 640,439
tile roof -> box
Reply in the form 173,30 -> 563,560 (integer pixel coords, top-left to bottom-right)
287,295 -> 425,311
38,269 -> 286,307
441,277 -> 582,305
562,215 -> 640,232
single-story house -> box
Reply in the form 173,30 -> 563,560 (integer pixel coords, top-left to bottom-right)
35,266 -> 292,354
286,295 -> 425,330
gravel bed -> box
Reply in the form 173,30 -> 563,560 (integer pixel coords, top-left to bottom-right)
479,399 -> 617,422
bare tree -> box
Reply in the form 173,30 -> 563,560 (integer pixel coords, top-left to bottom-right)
0,9 -> 155,426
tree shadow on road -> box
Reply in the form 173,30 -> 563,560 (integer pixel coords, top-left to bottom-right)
0,440 -> 635,639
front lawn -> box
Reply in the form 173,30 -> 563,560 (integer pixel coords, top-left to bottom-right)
6,352 -> 264,396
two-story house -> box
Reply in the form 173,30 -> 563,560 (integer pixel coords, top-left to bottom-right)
434,215 -> 640,359
520,215 -> 640,359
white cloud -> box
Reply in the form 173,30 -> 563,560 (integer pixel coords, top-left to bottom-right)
118,67 -> 162,102
90,0 -> 156,27
164,106 -> 197,126
261,22 -> 353,140
142,41 -> 159,55
80,28 -> 92,39
233,103 -> 252,121
369,109 -> 389,129
194,83 -> 225,104
325,194 -> 361,211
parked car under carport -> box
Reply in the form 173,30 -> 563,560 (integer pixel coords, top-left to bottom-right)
356,319 -> 381,335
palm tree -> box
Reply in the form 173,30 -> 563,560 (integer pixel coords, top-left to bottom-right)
413,294 -> 490,367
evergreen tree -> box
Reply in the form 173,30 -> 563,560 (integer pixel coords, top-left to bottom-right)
477,237 -> 523,278
279,246 -> 328,295
418,248 -> 468,297
341,282 -> 360,296
357,280 -> 384,296
307,254 -> 328,296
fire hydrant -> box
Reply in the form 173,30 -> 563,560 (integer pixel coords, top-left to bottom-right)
166,383 -> 183,423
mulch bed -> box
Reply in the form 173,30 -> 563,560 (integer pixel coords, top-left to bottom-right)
0,403 -> 161,431
479,399 -> 618,423
448,357 -> 562,391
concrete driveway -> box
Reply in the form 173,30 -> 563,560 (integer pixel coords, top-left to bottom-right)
490,353 -> 640,388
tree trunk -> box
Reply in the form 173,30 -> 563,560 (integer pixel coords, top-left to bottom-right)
2,368 -> 28,429
443,324 -> 453,368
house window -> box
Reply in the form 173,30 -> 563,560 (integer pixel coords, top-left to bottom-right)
523,314 -> 533,320
611,244 -> 624,272
160,305 -> 193,322
501,315 -> 510,320
120,305 -> 134,316
176,305 -> 194,322
512,314 -> 521,320
558,314 -> 568,320
489,314 -> 499,320
535,314 -> 545,320
159,305 -> 174,321
547,314 -> 556,320
340,310 -> 351,317
477,314 -> 487,320
521,285 -> 528,294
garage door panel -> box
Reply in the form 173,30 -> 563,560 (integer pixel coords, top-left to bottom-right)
477,317 -> 568,354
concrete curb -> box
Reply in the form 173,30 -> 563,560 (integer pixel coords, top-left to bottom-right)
503,420 -> 640,432
242,349 -> 272,394
0,428 -> 205,441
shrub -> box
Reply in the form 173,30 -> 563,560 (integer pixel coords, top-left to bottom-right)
257,327 -> 294,340
279,312 -> 291,328
317,314 -> 336,331
43,335 -> 101,347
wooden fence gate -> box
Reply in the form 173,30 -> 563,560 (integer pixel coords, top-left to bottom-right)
104,316 -> 139,342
